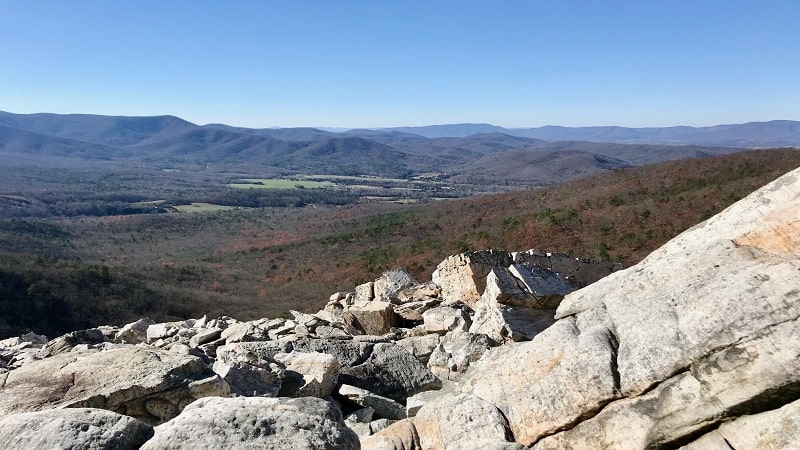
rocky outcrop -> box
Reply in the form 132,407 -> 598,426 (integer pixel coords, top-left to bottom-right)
387,166 -> 800,448
1,167 -> 796,448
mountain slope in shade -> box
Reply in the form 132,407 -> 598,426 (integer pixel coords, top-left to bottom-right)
507,120 -> 800,146
452,150 -> 632,185
0,111 -> 195,147
0,124 -> 126,159
372,120 -> 800,146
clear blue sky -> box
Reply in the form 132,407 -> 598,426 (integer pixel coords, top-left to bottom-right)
1,1 -> 798,128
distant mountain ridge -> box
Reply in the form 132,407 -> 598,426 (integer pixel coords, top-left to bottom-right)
382,120 -> 800,146
0,110 -> 796,184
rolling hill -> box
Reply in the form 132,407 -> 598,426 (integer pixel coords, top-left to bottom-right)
1,110 -> 797,184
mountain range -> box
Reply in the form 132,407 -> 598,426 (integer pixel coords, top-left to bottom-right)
1,110 -> 797,183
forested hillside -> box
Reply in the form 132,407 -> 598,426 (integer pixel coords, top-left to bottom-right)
1,148 -> 798,339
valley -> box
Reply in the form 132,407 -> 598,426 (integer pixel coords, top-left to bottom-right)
1,143 -> 798,339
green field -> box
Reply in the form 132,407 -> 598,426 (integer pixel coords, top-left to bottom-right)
296,174 -> 409,183
173,202 -> 241,213
228,178 -> 335,189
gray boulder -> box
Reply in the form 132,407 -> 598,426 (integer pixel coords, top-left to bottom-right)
396,333 -> 440,364
0,408 -> 153,450
422,306 -> 470,335
141,396 -> 359,450
43,328 -> 108,356
374,268 -> 416,300
115,317 -> 155,344
427,331 -> 492,381
0,346 -> 229,424
217,336 -> 440,402
212,360 -> 282,397
414,393 -> 515,450
339,383 -> 407,420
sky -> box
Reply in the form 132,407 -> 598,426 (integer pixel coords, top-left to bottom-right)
1,1 -> 798,129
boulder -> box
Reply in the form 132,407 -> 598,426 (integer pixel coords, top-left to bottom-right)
189,327 -> 222,347
360,419 -> 421,450
146,321 -> 181,343
346,300 -> 399,335
0,408 -> 153,450
393,298 -> 441,321
339,383 -> 407,420
414,393 -> 515,450
220,319 -> 272,343
422,306 -> 470,335
0,332 -> 47,368
507,263 -> 574,308
43,328 -> 108,356
344,406 -> 375,437
212,360 -> 282,397
556,166 -> 800,397
217,337 -> 440,402
455,315 -> 621,445
513,249 -> 623,288
427,331 -> 492,381
115,317 -> 155,344
0,346 -> 229,424
532,315 -> 800,449
396,333 -> 440,364
405,379 -> 458,418
681,397 -> 800,450
432,250 -> 512,308
141,396 -> 359,450
374,268 -> 416,300
419,167 -> 800,447
275,351 -> 339,398
393,281 -> 441,304
469,273 -> 556,344
355,281 -> 375,303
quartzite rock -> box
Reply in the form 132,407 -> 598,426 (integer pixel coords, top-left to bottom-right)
141,396 -> 359,450
414,392 -> 515,450
556,166 -> 800,397
427,331 -> 492,381
339,383 -> 407,420
275,351 -> 339,398
681,397 -> 800,450
115,317 -> 155,345
374,268 -> 416,300
212,360 -> 282,397
469,272 -> 557,344
347,300 -> 399,335
532,315 -> 800,449
422,306 -> 470,335
217,337 -> 440,402
432,250 -> 512,308
0,408 -> 154,450
453,315 -> 620,445
0,346 -> 229,424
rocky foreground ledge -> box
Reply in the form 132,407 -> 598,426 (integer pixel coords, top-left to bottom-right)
1,167 -> 799,450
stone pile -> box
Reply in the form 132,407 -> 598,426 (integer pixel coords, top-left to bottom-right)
0,166 -> 798,449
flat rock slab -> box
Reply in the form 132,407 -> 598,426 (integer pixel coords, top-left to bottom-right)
0,345 -> 228,424
0,408 -> 153,450
141,396 -> 359,450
